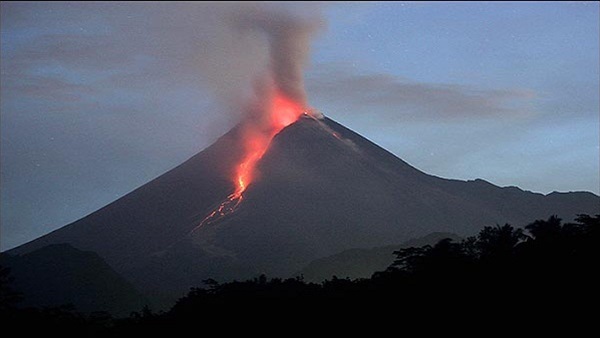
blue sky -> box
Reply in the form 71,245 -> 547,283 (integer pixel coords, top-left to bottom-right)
1,2 -> 598,250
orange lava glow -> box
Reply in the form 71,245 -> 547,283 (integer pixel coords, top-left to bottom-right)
231,92 -> 304,199
194,91 -> 305,230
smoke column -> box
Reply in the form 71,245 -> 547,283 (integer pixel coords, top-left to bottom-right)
226,3 -> 323,124
235,4 -> 322,106
189,3 -> 324,229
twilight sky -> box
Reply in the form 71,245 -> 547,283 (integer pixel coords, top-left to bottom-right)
1,2 -> 598,250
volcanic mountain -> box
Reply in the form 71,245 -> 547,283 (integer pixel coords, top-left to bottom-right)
6,115 -> 599,306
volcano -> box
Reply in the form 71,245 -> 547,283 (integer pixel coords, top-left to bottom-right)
6,114 -> 599,307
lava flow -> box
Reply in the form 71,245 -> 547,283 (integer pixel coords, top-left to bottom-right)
193,92 -> 305,229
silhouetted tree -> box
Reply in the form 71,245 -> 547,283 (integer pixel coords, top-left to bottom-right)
526,215 -> 562,241
574,214 -> 599,238
3,214 -> 598,333
391,245 -> 432,272
0,265 -> 22,312
477,224 -> 525,259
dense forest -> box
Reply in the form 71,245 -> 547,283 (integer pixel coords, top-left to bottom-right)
1,214 -> 598,334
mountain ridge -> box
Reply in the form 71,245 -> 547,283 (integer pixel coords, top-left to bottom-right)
0,243 -> 146,315
6,115 -> 599,304
296,232 -> 462,282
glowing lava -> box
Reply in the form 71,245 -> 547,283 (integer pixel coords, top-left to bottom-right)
194,92 -> 305,230
231,93 -> 304,199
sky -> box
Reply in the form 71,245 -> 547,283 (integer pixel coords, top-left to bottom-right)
1,2 -> 598,250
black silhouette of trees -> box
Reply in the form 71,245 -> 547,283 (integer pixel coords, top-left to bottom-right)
1,214 -> 598,333
0,265 -> 22,312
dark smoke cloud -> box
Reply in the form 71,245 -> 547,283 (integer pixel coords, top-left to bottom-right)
235,4 -> 324,105
165,2 -> 325,116
307,64 -> 537,122
2,2 -> 323,121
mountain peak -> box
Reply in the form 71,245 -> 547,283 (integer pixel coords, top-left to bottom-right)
8,115 -> 599,304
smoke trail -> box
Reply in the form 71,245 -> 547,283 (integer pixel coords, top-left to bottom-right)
234,4 -> 323,106
183,3 -> 324,230
125,2 -> 323,125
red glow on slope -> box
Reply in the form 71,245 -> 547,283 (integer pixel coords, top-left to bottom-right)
269,94 -> 305,130
231,92 -> 304,199
194,91 -> 305,229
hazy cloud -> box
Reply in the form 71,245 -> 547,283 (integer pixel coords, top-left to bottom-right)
2,2 -> 324,116
307,64 -> 537,121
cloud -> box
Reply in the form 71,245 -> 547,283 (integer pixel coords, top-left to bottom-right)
3,76 -> 96,101
307,64 -> 537,121
1,2 -> 324,115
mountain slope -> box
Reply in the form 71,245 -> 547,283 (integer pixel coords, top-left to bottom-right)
188,117 -> 598,278
8,116 -> 599,302
0,244 -> 145,315
296,232 -> 461,282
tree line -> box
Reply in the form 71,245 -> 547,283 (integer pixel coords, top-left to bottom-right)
1,214 -> 598,334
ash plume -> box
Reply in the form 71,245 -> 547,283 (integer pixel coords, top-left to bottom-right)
190,2 -> 324,121
234,4 -> 323,106
3,2 -> 323,130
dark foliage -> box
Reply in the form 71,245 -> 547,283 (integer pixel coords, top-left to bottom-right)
1,214 -> 598,333
0,265 -> 23,313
